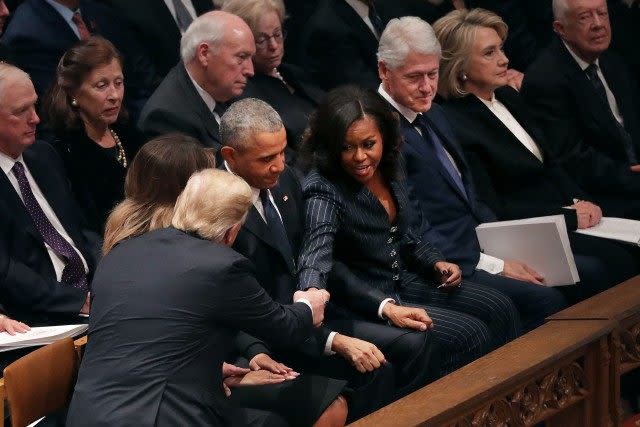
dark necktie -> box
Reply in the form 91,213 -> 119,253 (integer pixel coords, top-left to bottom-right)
171,0 -> 194,32
12,162 -> 88,290
368,3 -> 384,36
72,11 -> 90,40
585,63 -> 608,103
414,117 -> 468,200
585,63 -> 637,163
260,189 -> 293,258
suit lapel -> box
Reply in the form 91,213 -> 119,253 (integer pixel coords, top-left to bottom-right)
0,170 -> 43,243
243,204 -> 296,273
38,0 -> 80,44
554,40 -> 622,141
334,0 -> 379,51
176,64 -> 221,147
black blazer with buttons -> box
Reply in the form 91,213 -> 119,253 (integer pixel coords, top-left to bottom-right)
297,170 -> 445,320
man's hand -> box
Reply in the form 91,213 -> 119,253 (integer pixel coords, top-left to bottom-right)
382,303 -> 433,331
451,0 -> 465,10
332,334 -> 386,373
221,362 -> 251,396
80,292 -> 91,315
631,164 -> 640,173
571,200 -> 602,229
434,261 -> 462,289
249,353 -> 299,379
0,315 -> 30,335
502,260 -> 545,285
506,69 -> 524,91
293,288 -> 330,326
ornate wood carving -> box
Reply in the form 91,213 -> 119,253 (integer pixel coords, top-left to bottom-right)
450,362 -> 588,427
620,322 -> 640,365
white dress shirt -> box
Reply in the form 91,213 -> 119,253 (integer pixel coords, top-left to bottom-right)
563,41 -> 624,124
44,0 -> 81,39
477,94 -> 544,162
378,85 -> 506,274
162,0 -> 197,34
0,151 -> 89,281
344,0 -> 379,39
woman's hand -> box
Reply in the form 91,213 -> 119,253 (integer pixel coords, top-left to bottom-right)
434,261 -> 462,288
0,314 -> 30,335
249,353 -> 299,379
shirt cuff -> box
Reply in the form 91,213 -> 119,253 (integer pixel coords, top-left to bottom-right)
475,252 -> 505,275
378,298 -> 396,319
296,298 -> 313,314
324,331 -> 337,355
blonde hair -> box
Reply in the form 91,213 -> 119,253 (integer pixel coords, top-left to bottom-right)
221,0 -> 286,34
433,8 -> 508,99
102,134 -> 216,254
172,169 -> 252,243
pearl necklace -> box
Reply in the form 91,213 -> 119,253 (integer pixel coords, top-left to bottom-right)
109,128 -> 127,168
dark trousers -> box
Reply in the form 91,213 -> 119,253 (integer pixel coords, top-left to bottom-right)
399,279 -> 522,375
467,270 -> 567,331
565,233 -> 639,304
325,314 -> 439,400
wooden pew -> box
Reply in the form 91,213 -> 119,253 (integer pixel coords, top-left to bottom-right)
349,320 -> 615,427
547,275 -> 640,425
0,336 -> 88,423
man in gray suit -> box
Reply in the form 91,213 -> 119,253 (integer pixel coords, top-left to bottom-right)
138,10 -> 255,150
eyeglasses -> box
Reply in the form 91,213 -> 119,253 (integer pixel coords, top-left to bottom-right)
255,29 -> 286,48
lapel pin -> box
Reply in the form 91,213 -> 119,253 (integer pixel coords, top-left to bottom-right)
283,195 -> 288,202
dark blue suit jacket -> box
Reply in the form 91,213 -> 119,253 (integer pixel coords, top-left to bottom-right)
398,103 -> 496,276
0,141 -> 99,325
2,0 -> 154,118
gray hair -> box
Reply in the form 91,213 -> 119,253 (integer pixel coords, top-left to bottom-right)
220,98 -> 284,151
377,16 -> 441,69
552,0 -> 569,21
0,63 -> 32,107
180,11 -> 227,63
172,169 -> 252,244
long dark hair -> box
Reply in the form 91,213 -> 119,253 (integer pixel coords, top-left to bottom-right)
301,85 -> 402,183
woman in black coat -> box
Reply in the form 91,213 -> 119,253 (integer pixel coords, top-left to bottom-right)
223,0 -> 324,152
43,36 -> 143,234
297,85 -> 522,377
433,8 -> 638,301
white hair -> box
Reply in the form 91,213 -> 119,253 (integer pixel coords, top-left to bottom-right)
171,169 -> 252,243
377,16 -> 441,69
552,0 -> 570,21
0,64 -> 32,108
180,12 -> 227,63
220,98 -> 284,151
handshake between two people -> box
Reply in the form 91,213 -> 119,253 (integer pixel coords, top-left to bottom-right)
293,288 -> 331,327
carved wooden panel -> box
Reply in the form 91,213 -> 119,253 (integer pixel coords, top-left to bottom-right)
446,361 -> 588,427
620,321 -> 640,367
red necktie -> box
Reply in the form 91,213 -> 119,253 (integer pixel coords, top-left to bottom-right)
72,11 -> 91,40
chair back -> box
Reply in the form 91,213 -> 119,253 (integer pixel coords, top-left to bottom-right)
3,338 -> 79,427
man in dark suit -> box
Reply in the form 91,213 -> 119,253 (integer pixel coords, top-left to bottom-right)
521,0 -> 640,203
376,16 -> 567,331
1,0 -> 155,120
220,98 -> 438,408
101,0 -> 215,84
138,11 -> 255,151
0,64 -> 99,325
299,0 -> 385,90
